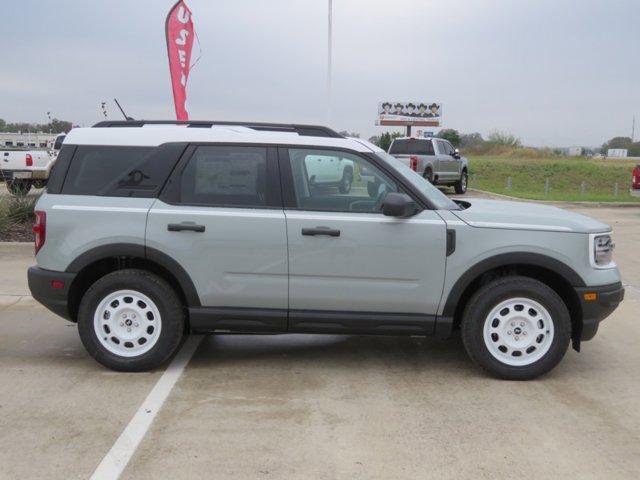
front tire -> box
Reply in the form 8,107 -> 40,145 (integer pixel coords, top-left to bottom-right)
454,170 -> 468,194
461,276 -> 571,380
77,269 -> 185,371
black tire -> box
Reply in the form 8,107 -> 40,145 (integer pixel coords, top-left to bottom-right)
461,276 -> 571,380
367,179 -> 380,197
32,180 -> 47,189
6,179 -> 32,196
454,170 -> 468,194
423,168 -> 434,183
338,169 -> 353,194
77,269 -> 185,372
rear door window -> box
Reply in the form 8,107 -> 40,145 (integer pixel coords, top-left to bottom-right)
176,145 -> 280,208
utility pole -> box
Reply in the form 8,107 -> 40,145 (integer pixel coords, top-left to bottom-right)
632,115 -> 636,142
327,0 -> 332,126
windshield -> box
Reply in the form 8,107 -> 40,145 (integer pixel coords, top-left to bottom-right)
375,151 -> 460,210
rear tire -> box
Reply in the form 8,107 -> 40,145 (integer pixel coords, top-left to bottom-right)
461,276 -> 571,380
77,269 -> 185,372
6,179 -> 32,196
454,170 -> 468,194
338,169 -> 353,194
423,168 -> 434,183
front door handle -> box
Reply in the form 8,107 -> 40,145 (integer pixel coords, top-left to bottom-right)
168,222 -> 206,233
301,226 -> 340,237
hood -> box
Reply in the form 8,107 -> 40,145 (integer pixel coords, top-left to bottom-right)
452,199 -> 611,234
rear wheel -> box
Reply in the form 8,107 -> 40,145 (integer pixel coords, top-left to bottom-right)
338,169 -> 353,194
77,269 -> 185,371
454,170 -> 468,194
461,276 -> 571,380
423,168 -> 434,183
6,179 -> 32,196
32,180 -> 47,189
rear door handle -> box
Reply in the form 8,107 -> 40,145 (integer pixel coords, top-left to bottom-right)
167,222 -> 206,233
301,227 -> 340,237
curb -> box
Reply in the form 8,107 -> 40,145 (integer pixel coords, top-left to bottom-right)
467,188 -> 640,208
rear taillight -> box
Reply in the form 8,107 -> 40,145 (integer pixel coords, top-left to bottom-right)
409,155 -> 418,171
633,165 -> 640,189
33,211 -> 46,255
25,153 -> 33,167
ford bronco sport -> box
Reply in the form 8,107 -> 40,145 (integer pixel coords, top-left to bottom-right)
28,121 -> 624,379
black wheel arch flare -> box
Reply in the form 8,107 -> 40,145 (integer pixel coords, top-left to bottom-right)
442,252 -> 586,319
65,243 -> 201,314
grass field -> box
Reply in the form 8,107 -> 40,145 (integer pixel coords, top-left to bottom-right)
468,155 -> 640,203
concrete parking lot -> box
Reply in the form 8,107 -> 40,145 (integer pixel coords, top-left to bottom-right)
1,198 -> 639,479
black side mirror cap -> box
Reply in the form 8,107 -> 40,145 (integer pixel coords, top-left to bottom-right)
382,192 -> 418,217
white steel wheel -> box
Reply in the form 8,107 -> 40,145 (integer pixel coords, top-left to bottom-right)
93,290 -> 162,357
482,297 -> 555,367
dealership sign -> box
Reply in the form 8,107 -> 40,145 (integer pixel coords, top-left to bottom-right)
377,101 -> 442,127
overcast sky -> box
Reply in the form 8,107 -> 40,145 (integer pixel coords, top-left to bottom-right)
2,0 -> 638,146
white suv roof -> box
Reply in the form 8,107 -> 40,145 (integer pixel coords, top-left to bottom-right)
65,120 -> 380,153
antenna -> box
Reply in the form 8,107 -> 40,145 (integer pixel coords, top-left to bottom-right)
114,98 -> 134,121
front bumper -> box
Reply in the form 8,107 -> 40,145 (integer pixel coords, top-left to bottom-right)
27,266 -> 76,321
575,281 -> 625,341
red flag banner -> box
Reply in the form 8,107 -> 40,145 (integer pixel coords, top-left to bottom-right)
166,0 -> 195,120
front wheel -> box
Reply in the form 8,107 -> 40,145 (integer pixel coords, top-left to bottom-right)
77,269 -> 185,371
454,170 -> 468,194
461,276 -> 571,380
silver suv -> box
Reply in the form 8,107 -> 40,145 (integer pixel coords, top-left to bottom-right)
28,120 -> 624,379
388,137 -> 468,193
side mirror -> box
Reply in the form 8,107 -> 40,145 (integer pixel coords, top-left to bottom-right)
382,192 -> 418,217
453,148 -> 461,159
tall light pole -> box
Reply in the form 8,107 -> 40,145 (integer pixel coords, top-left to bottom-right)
327,0 -> 333,125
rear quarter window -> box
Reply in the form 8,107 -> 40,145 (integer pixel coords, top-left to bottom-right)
60,144 -> 186,197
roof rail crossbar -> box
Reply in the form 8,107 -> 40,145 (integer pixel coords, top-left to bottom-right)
91,120 -> 343,138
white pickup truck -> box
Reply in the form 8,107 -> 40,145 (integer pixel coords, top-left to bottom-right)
1,134 -> 65,195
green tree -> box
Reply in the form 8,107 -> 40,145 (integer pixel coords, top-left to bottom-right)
47,119 -> 73,134
437,129 -> 461,147
601,136 -> 632,154
370,131 -> 403,151
487,131 -> 521,148
1,119 -> 72,134
459,132 -> 484,149
338,130 -> 360,138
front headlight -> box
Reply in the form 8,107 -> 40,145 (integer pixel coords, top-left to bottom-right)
590,233 -> 616,268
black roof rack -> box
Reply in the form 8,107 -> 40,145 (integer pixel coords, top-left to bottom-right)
91,120 -> 343,138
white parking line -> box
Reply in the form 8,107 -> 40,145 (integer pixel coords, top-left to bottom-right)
89,335 -> 204,480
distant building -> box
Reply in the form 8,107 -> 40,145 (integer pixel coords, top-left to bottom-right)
568,146 -> 584,156
607,148 -> 628,158
0,132 -> 60,149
